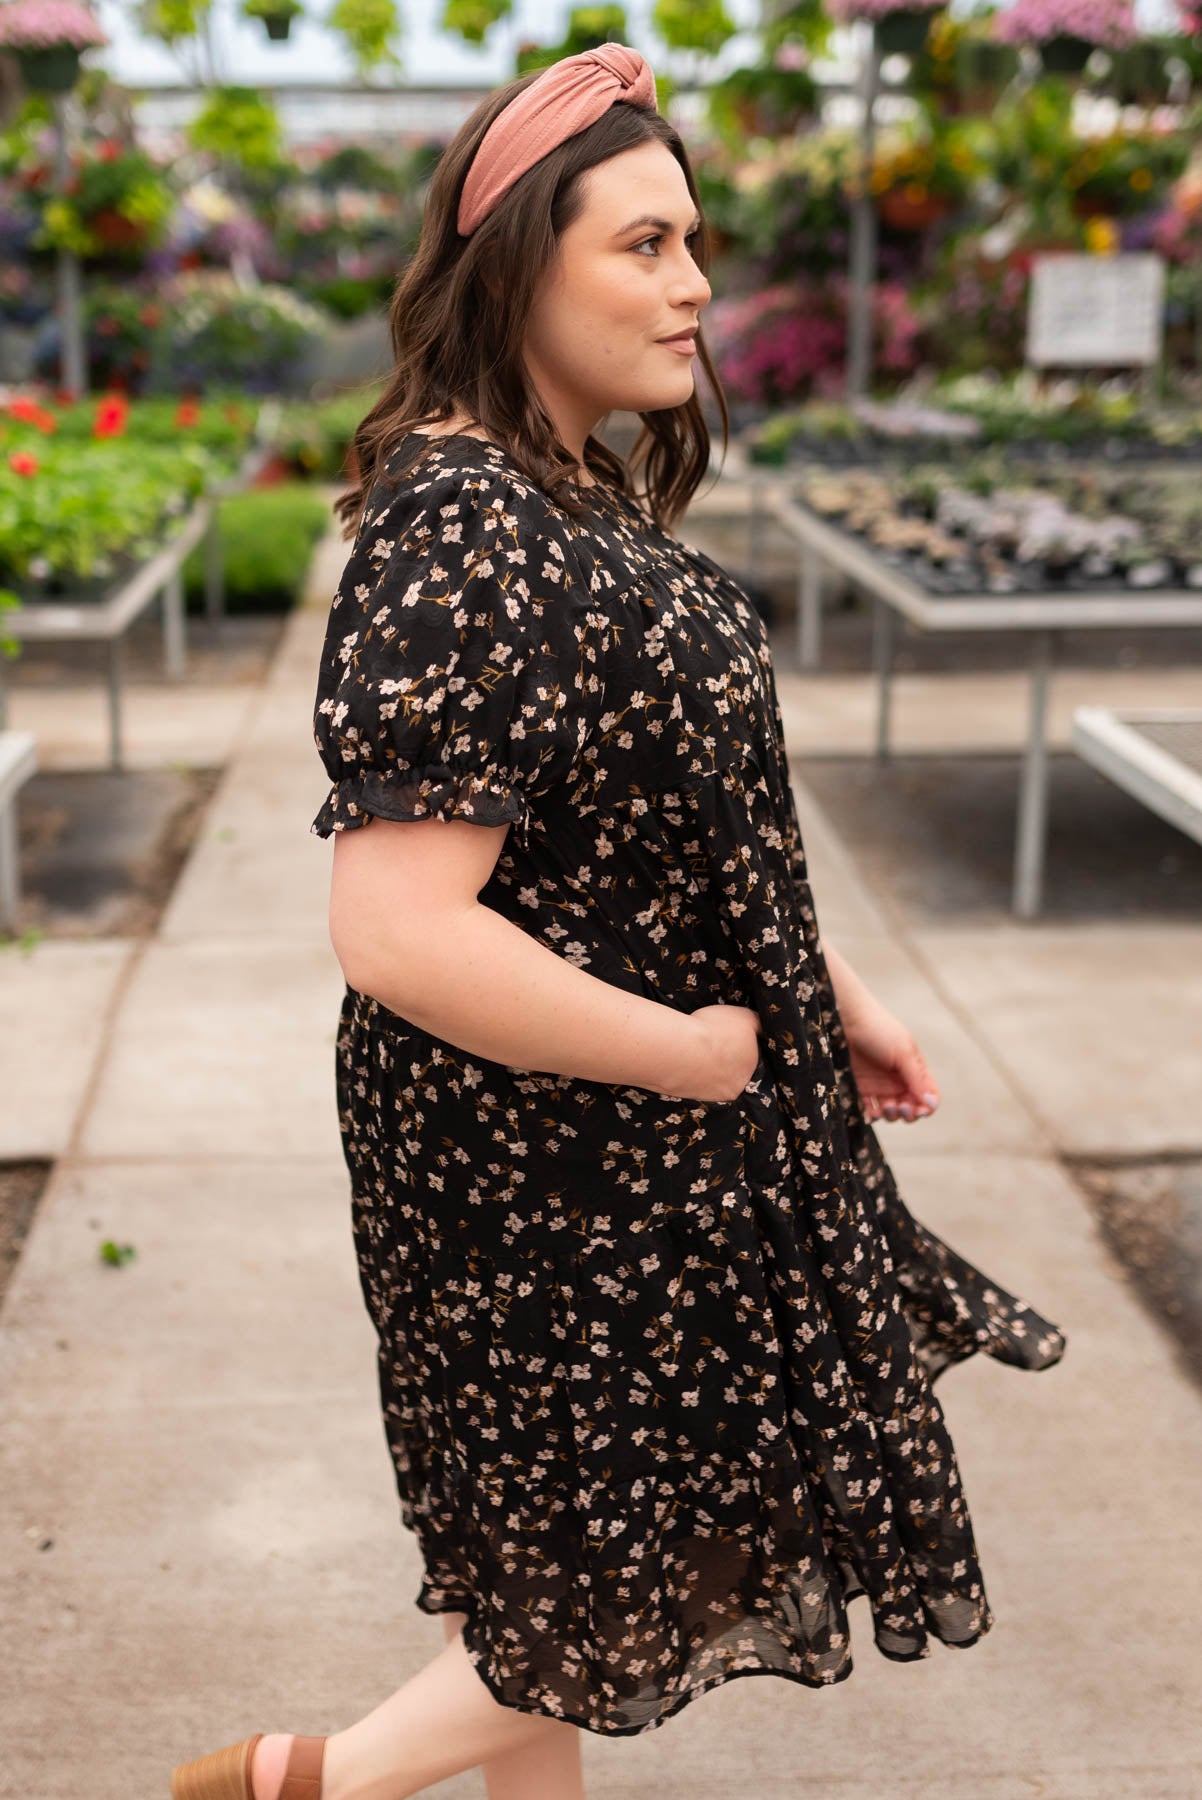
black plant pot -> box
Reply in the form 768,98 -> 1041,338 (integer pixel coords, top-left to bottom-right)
1039,32 -> 1093,73
13,44 -> 84,92
875,9 -> 934,56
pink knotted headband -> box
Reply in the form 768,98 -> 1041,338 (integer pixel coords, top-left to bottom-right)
457,42 -> 659,238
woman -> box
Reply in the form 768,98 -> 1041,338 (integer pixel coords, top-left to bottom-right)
172,42 -> 1066,1800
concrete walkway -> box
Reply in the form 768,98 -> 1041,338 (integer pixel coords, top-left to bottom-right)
2,507 -> 1201,1799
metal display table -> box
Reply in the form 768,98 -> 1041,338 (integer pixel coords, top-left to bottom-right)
0,401 -> 281,774
1071,707 -> 1202,849
0,498 -> 214,772
0,728 -> 36,932
768,492 -> 1202,918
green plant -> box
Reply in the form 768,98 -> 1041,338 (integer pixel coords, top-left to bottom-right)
442,0 -> 513,44
181,483 -> 331,612
326,0 -> 401,71
272,385 -> 385,478
242,0 -> 304,16
187,86 -> 286,173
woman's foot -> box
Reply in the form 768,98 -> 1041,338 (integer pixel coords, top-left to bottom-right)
250,1734 -> 295,1800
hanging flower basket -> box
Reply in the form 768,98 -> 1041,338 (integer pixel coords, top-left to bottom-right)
241,0 -> 306,40
1039,31 -> 1094,70
826,0 -> 945,57
992,0 -> 1136,72
0,3 -> 108,92
876,8 -> 935,55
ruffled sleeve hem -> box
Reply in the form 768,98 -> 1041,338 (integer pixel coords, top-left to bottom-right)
309,762 -> 532,845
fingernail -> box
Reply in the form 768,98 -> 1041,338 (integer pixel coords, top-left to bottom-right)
899,1104 -> 914,1118
922,1092 -> 938,1106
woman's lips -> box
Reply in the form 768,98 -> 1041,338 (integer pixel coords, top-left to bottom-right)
659,336 -> 696,353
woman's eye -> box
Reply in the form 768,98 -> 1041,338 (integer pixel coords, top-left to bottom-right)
633,231 -> 701,257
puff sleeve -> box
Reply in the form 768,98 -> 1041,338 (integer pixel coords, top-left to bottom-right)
309,463 -> 605,850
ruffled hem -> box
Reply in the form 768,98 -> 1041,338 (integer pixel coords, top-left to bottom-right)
399,1344 -> 1001,1740
309,762 -> 532,845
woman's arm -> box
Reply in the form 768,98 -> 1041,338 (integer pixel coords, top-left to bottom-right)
818,935 -> 875,1026
328,815 -> 761,1105
818,934 -> 940,1123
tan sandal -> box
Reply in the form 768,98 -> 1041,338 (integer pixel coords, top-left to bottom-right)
170,1731 -> 326,1800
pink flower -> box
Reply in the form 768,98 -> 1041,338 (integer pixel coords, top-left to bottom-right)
992,0 -> 1137,48
0,2 -> 107,50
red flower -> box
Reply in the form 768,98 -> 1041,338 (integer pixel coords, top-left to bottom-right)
6,397 -> 57,433
9,451 -> 39,477
175,400 -> 201,427
93,393 -> 130,438
99,140 -> 123,162
138,304 -> 162,327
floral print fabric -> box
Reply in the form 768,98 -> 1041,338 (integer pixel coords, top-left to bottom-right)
310,433 -> 1067,1737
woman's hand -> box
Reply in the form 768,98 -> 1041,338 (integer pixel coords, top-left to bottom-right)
839,992 -> 940,1125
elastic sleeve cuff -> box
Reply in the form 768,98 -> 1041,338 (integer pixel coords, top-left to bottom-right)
309,762 -> 532,846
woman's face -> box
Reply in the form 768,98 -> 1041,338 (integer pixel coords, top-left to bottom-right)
521,140 -> 713,456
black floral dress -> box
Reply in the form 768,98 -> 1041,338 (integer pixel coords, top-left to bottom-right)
310,431 -> 1066,1737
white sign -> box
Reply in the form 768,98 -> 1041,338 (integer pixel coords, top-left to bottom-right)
1026,254 -> 1165,368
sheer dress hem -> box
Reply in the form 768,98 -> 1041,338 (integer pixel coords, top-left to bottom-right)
404,1341 -> 997,1739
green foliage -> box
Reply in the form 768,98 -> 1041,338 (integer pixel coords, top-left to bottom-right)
706,62 -> 820,149
273,385 -> 386,479
442,0 -> 512,45
136,0 -> 211,44
326,0 -> 402,72
0,443 -> 221,591
761,0 -> 830,60
652,0 -> 737,57
188,86 -> 285,173
182,484 -> 332,613
242,0 -> 305,16
300,272 -> 395,318
99,1240 -> 137,1266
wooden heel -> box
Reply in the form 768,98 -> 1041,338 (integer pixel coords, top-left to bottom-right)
170,1732 -> 262,1800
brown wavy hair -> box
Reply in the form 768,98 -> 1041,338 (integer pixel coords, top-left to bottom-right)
334,72 -> 728,542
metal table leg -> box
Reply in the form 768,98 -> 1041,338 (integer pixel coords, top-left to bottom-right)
204,503 -> 224,636
1013,629 -> 1055,918
798,547 -> 823,671
872,594 -> 896,761
107,636 -> 124,772
163,567 -> 187,679
747,480 -> 762,588
0,796 -> 17,932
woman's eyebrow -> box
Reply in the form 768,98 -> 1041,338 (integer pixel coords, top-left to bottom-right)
614,212 -> 702,236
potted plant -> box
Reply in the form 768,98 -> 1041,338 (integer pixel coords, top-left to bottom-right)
992,0 -> 1137,76
828,0 -> 948,58
241,0 -> 306,40
0,0 -> 108,93
707,57 -> 821,143
26,141 -> 175,263
870,123 -> 982,231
